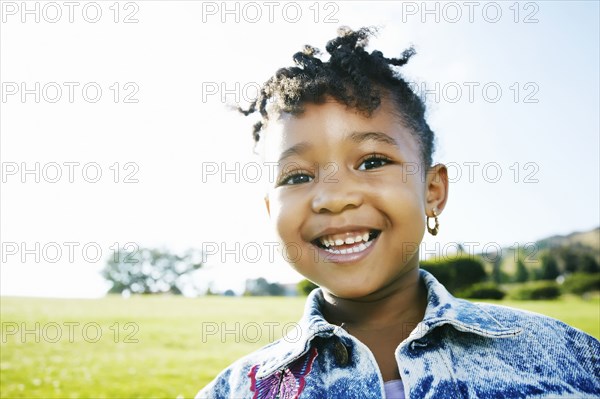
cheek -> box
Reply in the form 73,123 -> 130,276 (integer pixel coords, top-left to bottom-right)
375,176 -> 426,213
274,213 -> 292,243
269,191 -> 305,241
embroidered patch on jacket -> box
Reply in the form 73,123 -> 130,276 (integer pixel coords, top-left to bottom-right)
248,347 -> 318,399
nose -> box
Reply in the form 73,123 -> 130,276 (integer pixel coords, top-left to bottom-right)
311,171 -> 364,214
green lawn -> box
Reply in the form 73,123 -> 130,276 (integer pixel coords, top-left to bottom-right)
1,294 -> 598,398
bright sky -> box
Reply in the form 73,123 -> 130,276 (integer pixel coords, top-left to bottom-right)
1,1 -> 599,297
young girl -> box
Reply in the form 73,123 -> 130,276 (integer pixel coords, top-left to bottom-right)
196,27 -> 600,399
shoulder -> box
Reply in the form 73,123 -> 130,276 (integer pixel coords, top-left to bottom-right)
471,300 -> 600,359
473,300 -> 597,338
195,289 -> 331,398
441,300 -> 600,396
195,337 -> 287,399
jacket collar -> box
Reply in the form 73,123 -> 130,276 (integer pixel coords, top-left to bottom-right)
255,268 -> 522,378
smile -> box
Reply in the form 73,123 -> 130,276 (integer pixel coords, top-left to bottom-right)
312,229 -> 381,255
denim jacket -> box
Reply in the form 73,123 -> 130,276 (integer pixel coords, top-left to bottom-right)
196,269 -> 600,398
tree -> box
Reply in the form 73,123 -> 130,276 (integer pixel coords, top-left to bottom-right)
491,254 -> 503,284
559,248 -> 579,273
101,246 -> 203,295
244,277 -> 286,296
515,257 -> 529,283
540,253 -> 560,280
267,282 -> 285,296
580,254 -> 600,273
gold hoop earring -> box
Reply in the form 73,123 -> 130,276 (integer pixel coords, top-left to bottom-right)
427,209 -> 439,236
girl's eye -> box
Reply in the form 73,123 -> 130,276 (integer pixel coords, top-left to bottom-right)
358,155 -> 391,171
279,172 -> 313,186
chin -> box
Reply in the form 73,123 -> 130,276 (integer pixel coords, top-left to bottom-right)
322,284 -> 379,300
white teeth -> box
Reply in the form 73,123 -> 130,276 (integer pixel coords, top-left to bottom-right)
318,231 -> 376,249
323,239 -> 374,255
320,238 -> 333,247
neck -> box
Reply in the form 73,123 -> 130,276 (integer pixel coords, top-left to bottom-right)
321,266 -> 428,333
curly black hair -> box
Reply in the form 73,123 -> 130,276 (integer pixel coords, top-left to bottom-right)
239,26 -> 435,168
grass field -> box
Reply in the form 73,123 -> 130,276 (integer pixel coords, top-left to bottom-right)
1,294 -> 598,398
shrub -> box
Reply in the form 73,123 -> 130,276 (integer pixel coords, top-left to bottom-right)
421,256 -> 487,294
458,282 -> 506,300
297,279 -> 319,296
561,273 -> 600,295
420,261 -> 453,288
579,254 -> 600,274
509,281 -> 561,300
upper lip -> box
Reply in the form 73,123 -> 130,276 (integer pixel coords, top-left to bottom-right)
310,225 -> 380,242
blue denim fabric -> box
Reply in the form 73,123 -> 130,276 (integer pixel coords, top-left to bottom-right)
196,269 -> 600,398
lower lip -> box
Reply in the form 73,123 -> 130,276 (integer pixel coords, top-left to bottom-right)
312,235 -> 379,264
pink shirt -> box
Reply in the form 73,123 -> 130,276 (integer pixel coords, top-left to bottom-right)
384,379 -> 405,399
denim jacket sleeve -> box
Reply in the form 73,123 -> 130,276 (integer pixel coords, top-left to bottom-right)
195,269 -> 600,399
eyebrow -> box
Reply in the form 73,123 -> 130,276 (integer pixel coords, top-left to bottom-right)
278,142 -> 313,163
349,131 -> 398,146
277,131 -> 398,163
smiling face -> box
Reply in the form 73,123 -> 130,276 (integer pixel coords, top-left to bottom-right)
263,96 -> 448,299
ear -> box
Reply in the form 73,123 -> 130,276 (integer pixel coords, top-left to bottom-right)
264,196 -> 271,217
425,163 -> 449,215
